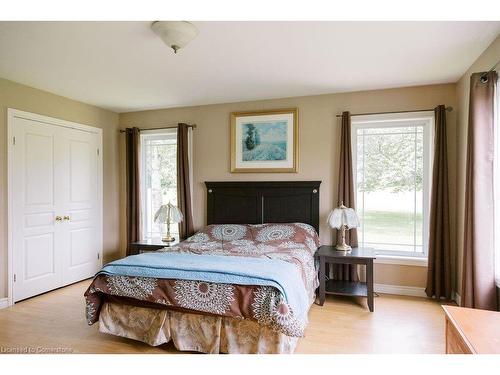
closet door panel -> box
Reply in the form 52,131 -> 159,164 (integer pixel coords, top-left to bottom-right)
69,139 -> 92,203
12,118 -> 64,302
61,128 -> 100,285
24,132 -> 55,205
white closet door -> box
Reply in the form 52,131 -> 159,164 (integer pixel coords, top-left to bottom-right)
10,110 -> 102,302
11,118 -> 65,301
60,127 -> 101,285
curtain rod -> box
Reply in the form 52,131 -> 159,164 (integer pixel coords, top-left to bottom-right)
335,106 -> 453,118
486,59 -> 500,72
480,59 -> 500,82
119,124 -> 196,133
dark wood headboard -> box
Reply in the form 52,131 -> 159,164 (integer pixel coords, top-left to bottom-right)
205,181 -> 321,234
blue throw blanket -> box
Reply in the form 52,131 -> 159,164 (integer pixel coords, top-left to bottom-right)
98,252 -> 309,319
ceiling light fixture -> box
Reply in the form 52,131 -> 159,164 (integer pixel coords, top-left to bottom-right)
151,21 -> 198,54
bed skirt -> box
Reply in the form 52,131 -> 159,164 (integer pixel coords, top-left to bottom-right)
98,302 -> 299,354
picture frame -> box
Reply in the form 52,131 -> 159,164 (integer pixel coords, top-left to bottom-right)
230,108 -> 298,173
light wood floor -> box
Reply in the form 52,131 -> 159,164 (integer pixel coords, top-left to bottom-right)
0,280 -> 451,354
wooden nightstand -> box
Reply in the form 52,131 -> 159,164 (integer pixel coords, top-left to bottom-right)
129,238 -> 179,255
315,245 -> 376,312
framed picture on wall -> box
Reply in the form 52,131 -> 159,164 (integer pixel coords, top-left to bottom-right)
230,108 -> 298,173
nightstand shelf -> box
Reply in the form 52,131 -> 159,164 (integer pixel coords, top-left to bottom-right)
325,280 -> 368,297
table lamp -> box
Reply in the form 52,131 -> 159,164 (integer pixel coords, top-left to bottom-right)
327,202 -> 360,251
154,202 -> 183,242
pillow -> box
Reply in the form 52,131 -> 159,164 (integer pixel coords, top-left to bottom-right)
183,223 -> 319,254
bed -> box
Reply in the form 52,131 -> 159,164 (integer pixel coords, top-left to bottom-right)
85,181 -> 321,354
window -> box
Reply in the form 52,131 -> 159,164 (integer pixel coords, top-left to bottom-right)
351,112 -> 434,258
140,129 -> 178,240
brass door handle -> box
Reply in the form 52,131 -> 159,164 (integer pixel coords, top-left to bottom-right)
55,216 -> 63,222
63,216 -> 70,221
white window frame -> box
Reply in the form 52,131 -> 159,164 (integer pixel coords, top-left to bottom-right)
140,128 -> 178,240
351,111 -> 434,261
494,81 -> 500,287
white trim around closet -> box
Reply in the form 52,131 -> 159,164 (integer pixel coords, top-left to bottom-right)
0,298 -> 9,309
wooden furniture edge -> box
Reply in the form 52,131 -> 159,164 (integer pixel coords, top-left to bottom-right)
442,305 -> 477,354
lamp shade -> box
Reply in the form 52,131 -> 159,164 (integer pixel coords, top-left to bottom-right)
327,204 -> 360,229
154,203 -> 183,224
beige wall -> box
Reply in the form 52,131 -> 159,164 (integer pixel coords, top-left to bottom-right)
2,35 -> 497,298
455,36 -> 500,295
120,83 -> 458,288
0,78 -> 121,299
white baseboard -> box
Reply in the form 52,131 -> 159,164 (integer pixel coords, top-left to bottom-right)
0,298 -> 9,309
373,283 -> 460,300
374,283 -> 427,298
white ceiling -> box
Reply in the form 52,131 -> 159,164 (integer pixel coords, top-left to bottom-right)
0,21 -> 498,113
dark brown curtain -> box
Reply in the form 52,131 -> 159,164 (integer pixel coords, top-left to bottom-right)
177,123 -> 195,240
333,111 -> 359,281
461,71 -> 498,310
125,127 -> 141,255
425,105 -> 452,300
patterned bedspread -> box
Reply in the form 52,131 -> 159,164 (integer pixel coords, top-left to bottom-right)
85,223 -> 319,337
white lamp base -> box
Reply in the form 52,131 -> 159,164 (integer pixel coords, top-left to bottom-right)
336,225 -> 352,251
161,221 -> 176,243
335,243 -> 352,252
161,235 -> 176,243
